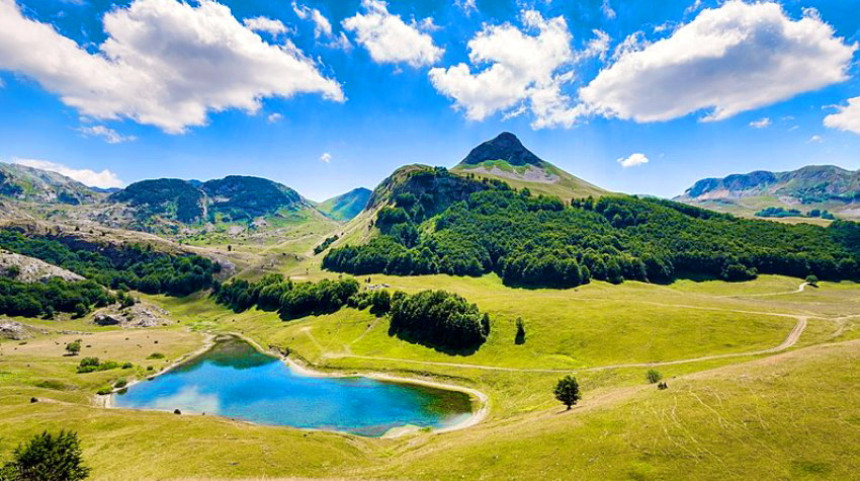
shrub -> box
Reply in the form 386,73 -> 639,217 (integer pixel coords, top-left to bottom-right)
646,369 -> 662,384
147,352 -> 165,360
805,274 -> 819,287
1,430 -> 89,481
96,386 -> 112,395
554,375 -> 582,410
65,340 -> 82,356
113,378 -> 127,389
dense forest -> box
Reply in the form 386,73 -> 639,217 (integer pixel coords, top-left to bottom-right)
0,230 -> 220,318
0,277 -> 114,318
389,290 -> 489,352
0,231 -> 220,296
324,172 -> 860,288
213,275 -> 360,320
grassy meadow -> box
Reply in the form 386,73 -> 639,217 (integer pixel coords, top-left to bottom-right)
1,271 -> 858,480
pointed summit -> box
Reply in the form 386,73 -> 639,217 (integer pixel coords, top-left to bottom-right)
452,132 -> 607,199
461,132 -> 545,167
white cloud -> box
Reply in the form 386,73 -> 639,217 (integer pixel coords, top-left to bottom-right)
77,125 -> 137,143
749,117 -> 771,129
579,1 -> 856,123
243,16 -> 290,36
824,96 -> 860,134
455,0 -> 477,16
808,135 -> 823,143
320,152 -> 332,163
292,2 -> 332,39
12,158 -> 124,188
685,0 -> 704,16
429,10 -> 580,128
267,113 -> 283,123
0,0 -> 343,134
578,29 -> 610,62
617,153 -> 649,168
343,0 -> 443,67
601,0 -> 616,19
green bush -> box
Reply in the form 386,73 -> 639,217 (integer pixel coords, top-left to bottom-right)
646,369 -> 663,384
554,375 -> 582,410
1,430 -> 89,481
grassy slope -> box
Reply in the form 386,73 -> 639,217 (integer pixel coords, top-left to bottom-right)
452,162 -> 607,199
0,275 -> 858,479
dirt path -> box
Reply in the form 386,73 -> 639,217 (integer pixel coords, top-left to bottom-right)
321,316 -> 810,374
715,282 -> 809,298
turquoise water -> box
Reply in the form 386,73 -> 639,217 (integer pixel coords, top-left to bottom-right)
113,337 -> 473,436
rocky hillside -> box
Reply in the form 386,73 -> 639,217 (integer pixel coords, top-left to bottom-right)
0,249 -> 84,282
677,165 -> 860,220
451,133 -> 606,199
0,162 -> 102,206
317,188 -> 372,221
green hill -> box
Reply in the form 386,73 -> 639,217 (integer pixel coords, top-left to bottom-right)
451,132 -> 607,199
316,188 -> 371,221
677,165 -> 860,221
106,176 -> 312,228
324,165 -> 860,286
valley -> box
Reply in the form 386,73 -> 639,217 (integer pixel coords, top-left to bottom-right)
1,134 -> 859,480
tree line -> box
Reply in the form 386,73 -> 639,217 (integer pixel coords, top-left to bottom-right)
213,274 -> 490,351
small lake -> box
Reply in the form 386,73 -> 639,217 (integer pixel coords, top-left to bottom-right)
113,336 -> 474,436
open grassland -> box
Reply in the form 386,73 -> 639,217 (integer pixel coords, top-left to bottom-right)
1,274 -> 858,479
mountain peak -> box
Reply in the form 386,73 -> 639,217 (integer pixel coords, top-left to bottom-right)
461,132 -> 544,167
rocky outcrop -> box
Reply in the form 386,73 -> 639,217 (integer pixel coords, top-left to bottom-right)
92,303 -> 172,328
0,320 -> 47,340
0,249 -> 84,283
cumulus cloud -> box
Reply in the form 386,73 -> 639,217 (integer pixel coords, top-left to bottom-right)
320,152 -> 332,163
429,10 -> 583,128
77,125 -> 136,143
243,16 -> 290,36
824,96 -> 860,134
292,2 -> 332,38
579,1 -> 856,123
0,0 -> 343,134
617,153 -> 649,168
749,117 -> 771,129
12,158 -> 124,188
343,0 -> 443,67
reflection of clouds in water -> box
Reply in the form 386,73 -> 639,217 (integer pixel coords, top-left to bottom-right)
149,385 -> 220,414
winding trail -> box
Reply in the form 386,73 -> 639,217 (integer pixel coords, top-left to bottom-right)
318,315 -> 810,374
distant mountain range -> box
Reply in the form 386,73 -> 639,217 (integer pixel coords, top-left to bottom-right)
676,165 -> 860,220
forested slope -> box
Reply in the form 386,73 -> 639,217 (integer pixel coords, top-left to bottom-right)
324,168 -> 860,288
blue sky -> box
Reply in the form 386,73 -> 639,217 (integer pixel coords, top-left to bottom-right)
0,0 -> 859,201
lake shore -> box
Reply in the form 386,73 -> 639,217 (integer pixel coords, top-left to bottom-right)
103,329 -> 489,437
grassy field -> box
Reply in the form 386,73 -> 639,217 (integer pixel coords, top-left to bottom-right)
1,273 -> 858,480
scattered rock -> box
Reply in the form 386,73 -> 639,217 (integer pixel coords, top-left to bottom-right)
92,302 -> 171,329
0,320 -> 47,340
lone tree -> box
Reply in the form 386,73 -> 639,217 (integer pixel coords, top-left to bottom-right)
514,317 -> 526,345
65,340 -> 81,357
805,275 -> 819,287
554,375 -> 581,410
646,369 -> 663,384
2,430 -> 90,481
